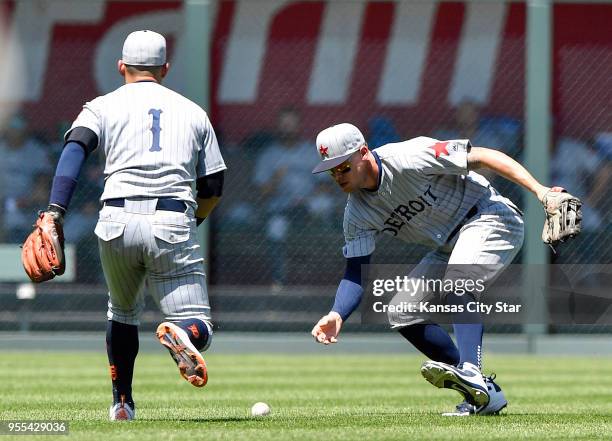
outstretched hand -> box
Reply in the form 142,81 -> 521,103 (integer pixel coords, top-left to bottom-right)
311,312 -> 343,345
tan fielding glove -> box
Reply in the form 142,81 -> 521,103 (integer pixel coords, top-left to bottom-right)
541,188 -> 582,246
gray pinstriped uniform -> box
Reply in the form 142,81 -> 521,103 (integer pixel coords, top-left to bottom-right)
68,81 -> 226,326
341,137 -> 524,327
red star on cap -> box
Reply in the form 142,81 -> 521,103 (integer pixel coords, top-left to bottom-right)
431,141 -> 449,158
319,145 -> 329,158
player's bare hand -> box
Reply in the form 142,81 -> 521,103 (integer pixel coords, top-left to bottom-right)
537,186 -> 565,202
311,312 -> 343,345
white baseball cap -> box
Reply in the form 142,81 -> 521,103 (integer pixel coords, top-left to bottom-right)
122,30 -> 166,66
312,123 -> 366,173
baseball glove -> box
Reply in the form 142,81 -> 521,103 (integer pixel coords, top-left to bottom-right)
21,209 -> 65,283
541,188 -> 582,246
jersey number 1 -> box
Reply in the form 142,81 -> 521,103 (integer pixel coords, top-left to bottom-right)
149,108 -> 163,152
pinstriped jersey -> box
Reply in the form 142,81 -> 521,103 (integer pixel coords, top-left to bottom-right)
343,136 -> 515,258
67,81 -> 226,208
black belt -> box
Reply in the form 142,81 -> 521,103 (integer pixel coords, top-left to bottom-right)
448,205 -> 479,241
104,198 -> 186,213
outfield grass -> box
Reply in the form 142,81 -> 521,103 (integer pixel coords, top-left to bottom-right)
2,352 -> 612,440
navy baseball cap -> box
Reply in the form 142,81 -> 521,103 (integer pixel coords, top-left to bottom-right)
312,123 -> 366,174
122,30 -> 166,66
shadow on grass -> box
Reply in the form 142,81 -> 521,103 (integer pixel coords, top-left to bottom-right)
151,416 -> 253,423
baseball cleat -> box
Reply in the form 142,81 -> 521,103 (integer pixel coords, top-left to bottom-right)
156,322 -> 208,387
109,397 -> 135,421
421,360 -> 489,406
442,375 -> 507,416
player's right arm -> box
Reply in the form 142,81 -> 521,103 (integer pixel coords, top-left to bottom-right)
311,254 -> 371,344
312,216 -> 375,344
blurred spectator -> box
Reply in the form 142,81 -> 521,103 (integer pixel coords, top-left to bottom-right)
0,113 -> 53,198
216,131 -> 275,227
587,134 -> 612,228
0,113 -> 53,241
367,115 -> 400,149
241,130 -> 276,158
435,100 -> 518,154
435,100 -> 523,200
552,135 -> 611,262
251,107 -> 332,287
307,182 -> 338,221
594,133 -> 612,161
4,172 -> 53,242
437,101 -> 497,179
50,120 -> 73,161
551,137 -> 603,230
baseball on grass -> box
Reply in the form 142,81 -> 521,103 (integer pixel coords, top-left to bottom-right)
250,402 -> 271,417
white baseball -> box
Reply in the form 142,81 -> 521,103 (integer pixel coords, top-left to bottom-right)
250,402 -> 271,417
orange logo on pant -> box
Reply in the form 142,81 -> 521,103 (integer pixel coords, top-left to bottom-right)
187,324 -> 200,339
109,365 -> 117,381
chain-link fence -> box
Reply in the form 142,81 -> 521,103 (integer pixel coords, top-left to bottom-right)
0,0 -> 609,334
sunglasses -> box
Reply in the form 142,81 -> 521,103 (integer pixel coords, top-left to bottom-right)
327,161 -> 352,176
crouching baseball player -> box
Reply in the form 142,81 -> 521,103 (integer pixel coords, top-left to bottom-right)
310,123 -> 581,416
21,30 -> 226,420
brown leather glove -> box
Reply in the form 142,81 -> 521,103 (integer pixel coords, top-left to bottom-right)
21,208 -> 65,283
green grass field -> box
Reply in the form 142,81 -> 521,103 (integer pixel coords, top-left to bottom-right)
3,352 -> 612,440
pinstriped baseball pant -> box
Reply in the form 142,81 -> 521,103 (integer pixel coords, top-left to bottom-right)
95,199 -> 211,327
388,198 -> 524,327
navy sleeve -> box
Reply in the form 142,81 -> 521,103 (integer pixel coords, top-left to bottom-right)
196,170 -> 225,198
331,254 -> 372,321
65,126 -> 98,155
48,141 -> 88,211
343,254 -> 371,284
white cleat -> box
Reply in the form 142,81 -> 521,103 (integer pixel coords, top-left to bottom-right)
442,375 -> 507,416
421,360 -> 489,406
156,322 -> 208,387
109,398 -> 135,421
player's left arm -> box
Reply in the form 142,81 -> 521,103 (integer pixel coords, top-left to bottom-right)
195,170 -> 224,225
48,127 -> 99,213
195,111 -> 226,225
467,147 -> 553,201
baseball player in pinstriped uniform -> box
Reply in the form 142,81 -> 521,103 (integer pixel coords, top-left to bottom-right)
310,123 -> 565,416
44,30 -> 226,420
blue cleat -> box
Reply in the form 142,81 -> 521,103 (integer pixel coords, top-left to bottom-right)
442,375 -> 507,416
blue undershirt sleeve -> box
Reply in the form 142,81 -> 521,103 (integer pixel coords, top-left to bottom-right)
48,141 -> 87,211
331,254 -> 372,321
